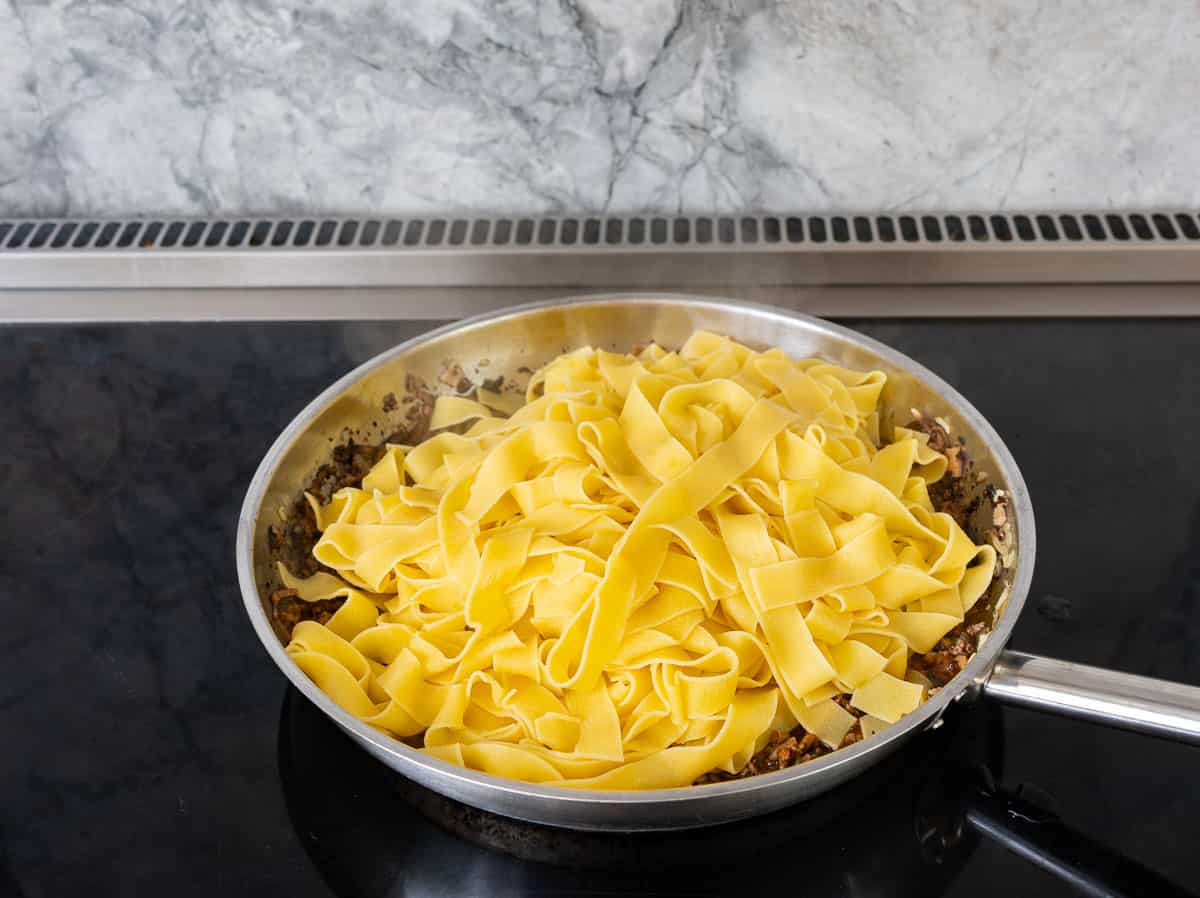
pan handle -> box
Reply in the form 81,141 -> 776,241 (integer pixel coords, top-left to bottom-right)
983,651 -> 1200,744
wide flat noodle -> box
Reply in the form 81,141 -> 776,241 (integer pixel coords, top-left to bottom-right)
281,331 -> 996,788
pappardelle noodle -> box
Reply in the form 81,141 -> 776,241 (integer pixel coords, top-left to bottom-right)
279,332 -> 995,789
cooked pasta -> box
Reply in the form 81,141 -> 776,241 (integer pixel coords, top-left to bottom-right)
279,331 -> 996,789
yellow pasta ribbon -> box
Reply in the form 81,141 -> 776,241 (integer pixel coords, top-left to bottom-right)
280,331 -> 996,788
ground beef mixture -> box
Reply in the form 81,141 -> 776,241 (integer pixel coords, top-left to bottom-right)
270,588 -> 347,630
267,366 -> 1001,783
901,412 -> 998,689
696,731 -> 829,783
695,721 -> 867,784
909,620 -> 989,688
266,374 -> 436,627
266,438 -> 385,581
907,411 -> 979,531
266,495 -> 323,581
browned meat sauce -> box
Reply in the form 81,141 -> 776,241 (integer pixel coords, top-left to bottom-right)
910,411 -> 981,533
270,588 -> 346,630
909,620 -> 988,687
266,373 -> 435,624
266,438 -> 384,580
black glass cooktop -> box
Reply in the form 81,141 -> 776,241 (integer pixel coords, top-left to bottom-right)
3,319 -> 1198,898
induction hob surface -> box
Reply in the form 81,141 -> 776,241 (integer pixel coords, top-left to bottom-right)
3,319 -> 1198,898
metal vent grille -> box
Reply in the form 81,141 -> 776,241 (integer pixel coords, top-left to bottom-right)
2,210 -> 1198,253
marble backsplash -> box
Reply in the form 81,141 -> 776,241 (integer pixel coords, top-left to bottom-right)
2,0 -> 1198,219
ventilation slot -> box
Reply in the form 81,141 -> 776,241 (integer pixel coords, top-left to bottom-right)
1129,215 -> 1153,241
1036,215 -> 1059,241
1106,215 -> 1131,241
336,221 -> 358,247
51,222 -> 78,248
206,222 -> 229,247
1060,216 -> 1083,241
226,221 -> 248,247
7,222 -> 34,248
28,222 -> 56,248
316,218 -> 340,243
381,220 -> 403,246
75,223 -> 101,248
1152,214 -> 1177,241
360,220 -> 382,247
115,222 -> 141,248
96,222 -> 122,248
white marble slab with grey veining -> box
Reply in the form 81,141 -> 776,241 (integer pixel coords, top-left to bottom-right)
2,0 -> 1198,219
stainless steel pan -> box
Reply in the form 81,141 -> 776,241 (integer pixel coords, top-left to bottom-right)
236,295 -> 1200,832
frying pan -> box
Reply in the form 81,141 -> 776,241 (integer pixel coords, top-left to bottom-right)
236,295 -> 1200,832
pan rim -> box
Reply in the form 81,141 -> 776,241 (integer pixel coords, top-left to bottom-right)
236,292 -> 1036,810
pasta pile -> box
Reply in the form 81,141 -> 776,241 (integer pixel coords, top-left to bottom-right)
280,332 -> 995,789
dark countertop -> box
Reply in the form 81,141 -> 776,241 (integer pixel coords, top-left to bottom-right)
3,319 -> 1198,897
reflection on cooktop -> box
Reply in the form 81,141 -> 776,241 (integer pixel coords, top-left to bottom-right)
277,687 -> 1004,898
